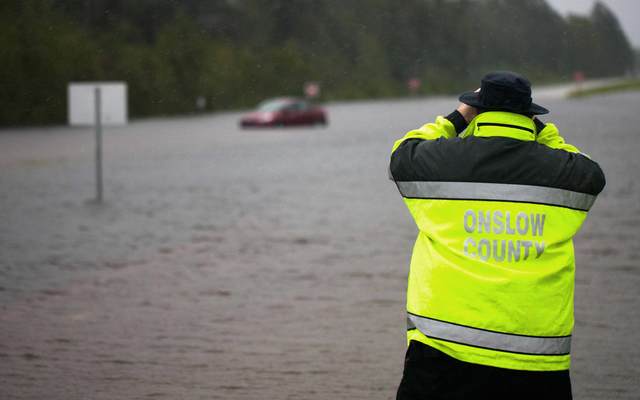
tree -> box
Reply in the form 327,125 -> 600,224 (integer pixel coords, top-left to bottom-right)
1,0 -> 636,126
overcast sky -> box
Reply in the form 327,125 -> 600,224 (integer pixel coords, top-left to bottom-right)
546,0 -> 640,47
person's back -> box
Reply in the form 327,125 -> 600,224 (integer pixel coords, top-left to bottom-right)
390,71 -> 605,399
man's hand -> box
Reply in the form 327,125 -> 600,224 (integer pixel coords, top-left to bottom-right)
456,103 -> 478,123
457,88 -> 480,123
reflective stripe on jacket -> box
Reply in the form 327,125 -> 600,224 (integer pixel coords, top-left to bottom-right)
390,111 -> 606,371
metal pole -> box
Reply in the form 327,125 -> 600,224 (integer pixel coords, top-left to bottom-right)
94,87 -> 103,203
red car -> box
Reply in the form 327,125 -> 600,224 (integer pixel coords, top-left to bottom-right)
240,97 -> 327,127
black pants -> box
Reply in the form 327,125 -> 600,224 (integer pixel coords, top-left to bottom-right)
397,341 -> 572,400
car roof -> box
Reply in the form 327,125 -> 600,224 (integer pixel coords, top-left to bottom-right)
261,97 -> 303,104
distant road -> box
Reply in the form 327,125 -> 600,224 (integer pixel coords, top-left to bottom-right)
533,77 -> 628,100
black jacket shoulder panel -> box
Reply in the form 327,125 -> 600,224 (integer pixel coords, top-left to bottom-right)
390,136 -> 606,195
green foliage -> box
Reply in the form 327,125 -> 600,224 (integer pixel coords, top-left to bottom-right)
0,0 -> 636,126
0,0 -> 101,125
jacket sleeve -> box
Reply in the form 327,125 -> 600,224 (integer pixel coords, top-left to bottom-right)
391,116 -> 457,154
535,121 -> 581,154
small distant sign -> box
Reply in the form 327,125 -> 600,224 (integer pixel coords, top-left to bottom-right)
68,82 -> 128,126
304,81 -> 320,99
407,78 -> 422,94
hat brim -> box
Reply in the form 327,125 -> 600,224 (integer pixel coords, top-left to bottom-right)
458,91 -> 549,115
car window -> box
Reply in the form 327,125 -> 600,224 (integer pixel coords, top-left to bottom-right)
283,102 -> 307,112
258,99 -> 308,112
258,100 -> 290,112
292,102 -> 308,111
282,104 -> 298,111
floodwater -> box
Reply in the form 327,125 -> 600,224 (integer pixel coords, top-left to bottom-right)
1,91 -> 639,399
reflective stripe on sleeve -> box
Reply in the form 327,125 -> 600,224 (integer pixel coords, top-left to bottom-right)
408,313 -> 571,356
396,181 -> 596,211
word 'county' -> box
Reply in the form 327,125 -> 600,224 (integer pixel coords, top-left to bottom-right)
462,210 -> 546,263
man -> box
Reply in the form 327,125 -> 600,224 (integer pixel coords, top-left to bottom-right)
389,71 -> 605,399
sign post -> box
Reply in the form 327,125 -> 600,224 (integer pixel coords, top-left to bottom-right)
94,87 -> 103,203
68,82 -> 127,203
573,70 -> 585,93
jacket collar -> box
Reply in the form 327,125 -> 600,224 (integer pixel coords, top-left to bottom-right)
462,111 -> 536,141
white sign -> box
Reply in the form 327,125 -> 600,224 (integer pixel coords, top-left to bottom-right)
68,82 -> 128,126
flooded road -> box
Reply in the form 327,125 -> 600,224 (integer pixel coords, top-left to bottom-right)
1,92 -> 639,399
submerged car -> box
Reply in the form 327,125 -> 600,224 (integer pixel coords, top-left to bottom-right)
240,98 -> 327,127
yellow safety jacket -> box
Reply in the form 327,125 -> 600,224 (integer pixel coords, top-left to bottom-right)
389,111 -> 605,371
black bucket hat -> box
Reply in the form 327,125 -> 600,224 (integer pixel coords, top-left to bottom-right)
459,71 -> 549,115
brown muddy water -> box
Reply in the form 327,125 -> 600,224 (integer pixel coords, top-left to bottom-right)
1,92 -> 639,399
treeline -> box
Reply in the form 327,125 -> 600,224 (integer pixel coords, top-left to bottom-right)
0,0 -> 635,126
